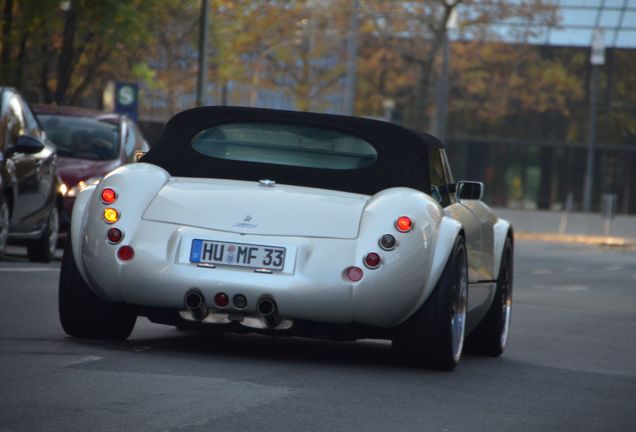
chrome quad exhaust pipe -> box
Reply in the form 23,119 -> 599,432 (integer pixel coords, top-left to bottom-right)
184,290 -> 208,321
256,298 -> 281,328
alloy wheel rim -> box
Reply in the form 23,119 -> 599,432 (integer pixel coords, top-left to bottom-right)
451,250 -> 468,362
500,253 -> 513,350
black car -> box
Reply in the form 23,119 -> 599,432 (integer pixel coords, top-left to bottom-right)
0,87 -> 59,261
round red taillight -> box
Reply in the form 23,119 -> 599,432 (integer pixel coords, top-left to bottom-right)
364,252 -> 381,269
395,216 -> 413,233
346,266 -> 364,282
107,228 -> 123,244
214,292 -> 229,308
117,245 -> 134,261
101,188 -> 117,204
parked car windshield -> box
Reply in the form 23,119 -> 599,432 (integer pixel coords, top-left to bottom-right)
191,122 -> 377,170
38,114 -> 119,161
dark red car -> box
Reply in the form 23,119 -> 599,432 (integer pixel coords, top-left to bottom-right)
33,105 -> 149,232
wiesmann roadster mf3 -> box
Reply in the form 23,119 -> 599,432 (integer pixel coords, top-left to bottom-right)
59,106 -> 513,370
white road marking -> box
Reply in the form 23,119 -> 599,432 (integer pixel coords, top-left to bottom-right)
554,285 -> 590,292
565,266 -> 583,272
0,267 -> 59,272
69,355 -> 103,365
532,269 -> 553,275
604,265 -> 625,272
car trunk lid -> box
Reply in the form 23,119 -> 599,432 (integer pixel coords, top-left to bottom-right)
142,178 -> 370,239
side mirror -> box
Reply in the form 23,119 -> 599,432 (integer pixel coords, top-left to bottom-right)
12,135 -> 45,155
456,181 -> 484,201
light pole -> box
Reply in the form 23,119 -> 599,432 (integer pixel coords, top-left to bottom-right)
343,0 -> 359,115
434,8 -> 458,144
196,0 -> 210,107
582,29 -> 604,212
383,98 -> 395,122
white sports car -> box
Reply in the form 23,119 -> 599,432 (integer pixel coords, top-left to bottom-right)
59,106 -> 513,370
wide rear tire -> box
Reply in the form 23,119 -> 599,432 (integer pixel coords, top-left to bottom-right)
393,236 -> 468,371
465,236 -> 513,357
59,240 -> 136,340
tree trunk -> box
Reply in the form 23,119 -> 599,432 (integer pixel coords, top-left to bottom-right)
67,43 -> 111,105
14,30 -> 29,89
1,0 -> 14,83
40,41 -> 53,103
411,2 -> 455,131
55,6 -> 78,104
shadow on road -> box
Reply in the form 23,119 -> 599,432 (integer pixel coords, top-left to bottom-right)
58,327 -> 523,379
63,329 -> 409,370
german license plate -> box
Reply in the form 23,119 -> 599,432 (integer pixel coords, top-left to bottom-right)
190,239 -> 286,271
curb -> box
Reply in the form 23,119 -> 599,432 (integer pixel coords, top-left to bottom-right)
515,232 -> 636,248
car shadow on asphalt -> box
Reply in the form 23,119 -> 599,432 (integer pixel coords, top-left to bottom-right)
60,326 -> 500,374
69,329 -> 400,368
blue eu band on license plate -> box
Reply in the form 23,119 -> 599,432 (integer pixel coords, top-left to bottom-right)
190,239 -> 286,271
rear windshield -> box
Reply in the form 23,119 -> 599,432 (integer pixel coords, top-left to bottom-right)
191,122 -> 377,170
38,114 -> 119,161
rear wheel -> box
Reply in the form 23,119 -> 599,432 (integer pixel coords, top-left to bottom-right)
0,195 -> 9,258
26,206 -> 59,262
465,236 -> 513,357
393,236 -> 468,371
59,240 -> 136,340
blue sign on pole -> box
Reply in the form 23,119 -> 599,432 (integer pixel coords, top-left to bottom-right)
114,82 -> 139,121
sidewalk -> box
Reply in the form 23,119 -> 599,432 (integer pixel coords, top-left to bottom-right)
493,207 -> 636,247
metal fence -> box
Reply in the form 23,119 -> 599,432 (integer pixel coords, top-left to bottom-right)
446,137 -> 636,215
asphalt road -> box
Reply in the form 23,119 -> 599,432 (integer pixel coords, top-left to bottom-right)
1,240 -> 635,432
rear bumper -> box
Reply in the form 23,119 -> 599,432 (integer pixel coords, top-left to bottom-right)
81,220 -> 433,328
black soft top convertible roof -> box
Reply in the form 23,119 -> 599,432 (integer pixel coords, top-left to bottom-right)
141,106 -> 442,195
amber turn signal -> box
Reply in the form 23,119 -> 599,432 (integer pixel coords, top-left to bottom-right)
103,207 -> 119,224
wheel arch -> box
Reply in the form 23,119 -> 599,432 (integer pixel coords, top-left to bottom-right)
70,184 -> 96,283
493,218 -> 513,279
399,216 -> 464,325
70,163 -> 171,301
429,220 -> 465,292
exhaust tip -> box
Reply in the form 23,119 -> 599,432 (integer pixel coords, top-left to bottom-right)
185,291 -> 204,310
257,298 -> 276,316
257,297 -> 281,328
184,290 -> 208,320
